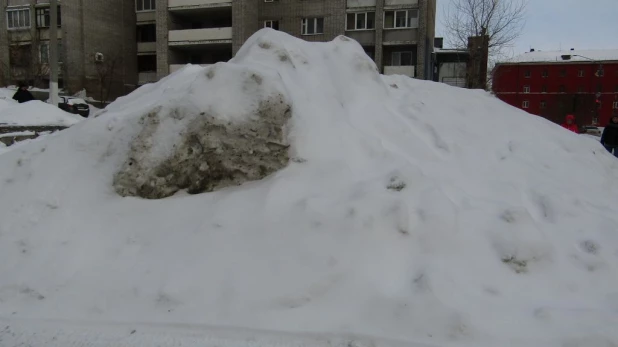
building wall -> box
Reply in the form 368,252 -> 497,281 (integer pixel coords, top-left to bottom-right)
63,0 -> 136,99
0,0 -> 9,85
1,0 -> 136,98
493,62 -> 618,126
145,0 -> 436,86
258,0 -> 346,45
233,0 -> 259,54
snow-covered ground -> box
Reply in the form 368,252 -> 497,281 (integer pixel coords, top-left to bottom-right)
1,29 -> 618,347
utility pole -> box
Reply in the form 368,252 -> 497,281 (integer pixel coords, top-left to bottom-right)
49,0 -> 59,106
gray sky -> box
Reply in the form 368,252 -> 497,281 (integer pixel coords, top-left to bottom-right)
436,0 -> 618,57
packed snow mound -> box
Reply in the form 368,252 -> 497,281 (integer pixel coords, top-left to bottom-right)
1,29 -> 618,347
0,100 -> 82,127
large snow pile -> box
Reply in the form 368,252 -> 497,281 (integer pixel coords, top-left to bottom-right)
0,100 -> 82,127
1,29 -> 618,347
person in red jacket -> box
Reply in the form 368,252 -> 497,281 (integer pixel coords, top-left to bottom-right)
561,114 -> 579,133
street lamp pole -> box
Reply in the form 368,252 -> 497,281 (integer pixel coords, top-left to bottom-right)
49,0 -> 59,106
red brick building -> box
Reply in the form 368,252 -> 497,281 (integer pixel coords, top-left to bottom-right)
493,49 -> 618,126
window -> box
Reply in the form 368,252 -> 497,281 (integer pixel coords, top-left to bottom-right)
10,44 -> 32,68
613,101 -> 618,110
560,69 -> 566,77
578,69 -> 584,77
39,41 -> 63,63
392,51 -> 413,66
136,0 -> 155,12
540,101 -> 547,109
524,69 -> 531,78
523,85 -> 530,93
542,69 -> 548,78
346,12 -> 375,30
6,8 -> 31,29
384,9 -> 418,29
301,17 -> 324,35
137,24 -> 156,42
522,100 -> 529,109
35,7 -> 61,28
542,85 -> 547,93
264,20 -> 279,30
596,68 -> 604,77
40,43 -> 49,64
559,85 -> 566,93
138,55 -> 157,72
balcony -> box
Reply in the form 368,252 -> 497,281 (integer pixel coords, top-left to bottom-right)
347,0 -> 376,8
384,65 -> 415,77
169,64 -> 212,74
137,42 -> 156,53
168,27 -> 232,46
168,0 -> 231,11
136,11 -> 156,23
385,0 -> 419,7
138,72 -> 157,85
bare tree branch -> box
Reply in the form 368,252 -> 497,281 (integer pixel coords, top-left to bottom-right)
443,0 -> 527,56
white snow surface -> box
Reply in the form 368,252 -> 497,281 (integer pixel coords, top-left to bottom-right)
0,99 -> 82,126
507,49 -> 618,63
1,29 -> 618,347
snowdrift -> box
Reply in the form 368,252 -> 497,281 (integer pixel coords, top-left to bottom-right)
0,99 -> 82,127
1,29 -> 618,347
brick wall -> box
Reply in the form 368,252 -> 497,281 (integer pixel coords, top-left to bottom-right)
155,0 -> 169,78
232,0 -> 259,54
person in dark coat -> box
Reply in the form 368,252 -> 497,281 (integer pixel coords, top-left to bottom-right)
601,115 -> 618,157
12,83 -> 35,103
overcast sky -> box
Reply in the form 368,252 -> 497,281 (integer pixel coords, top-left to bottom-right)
436,0 -> 618,57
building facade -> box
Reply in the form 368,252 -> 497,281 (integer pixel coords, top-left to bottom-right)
139,0 -> 436,85
493,49 -> 618,127
0,0 -> 137,99
433,38 -> 468,88
2,0 -> 436,98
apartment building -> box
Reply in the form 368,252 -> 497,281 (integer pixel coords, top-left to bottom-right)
0,0 -> 136,99
138,0 -> 436,85
2,0 -> 436,98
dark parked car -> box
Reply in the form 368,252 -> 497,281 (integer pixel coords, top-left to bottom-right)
59,97 -> 90,117
582,126 -> 601,137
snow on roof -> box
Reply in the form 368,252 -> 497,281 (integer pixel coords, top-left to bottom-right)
0,100 -> 83,127
1,29 -> 618,346
505,49 -> 618,64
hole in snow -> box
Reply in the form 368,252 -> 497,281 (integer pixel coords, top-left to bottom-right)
387,176 -> 406,191
580,240 -> 599,254
502,256 -> 528,273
